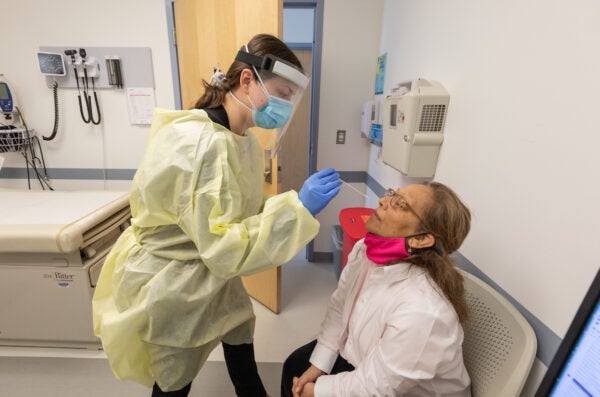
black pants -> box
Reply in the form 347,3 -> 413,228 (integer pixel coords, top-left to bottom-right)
281,340 -> 355,397
152,342 -> 267,397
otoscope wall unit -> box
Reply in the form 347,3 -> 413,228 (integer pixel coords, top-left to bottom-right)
38,46 -> 154,89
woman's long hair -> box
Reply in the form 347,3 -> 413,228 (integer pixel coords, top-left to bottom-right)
194,34 -> 303,110
407,181 -> 471,323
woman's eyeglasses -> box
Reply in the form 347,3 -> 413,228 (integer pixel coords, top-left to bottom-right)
383,188 -> 426,225
382,189 -> 441,253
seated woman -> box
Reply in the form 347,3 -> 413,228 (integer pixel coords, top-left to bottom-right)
281,182 -> 472,397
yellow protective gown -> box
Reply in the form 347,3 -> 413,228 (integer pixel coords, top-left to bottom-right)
92,109 -> 319,391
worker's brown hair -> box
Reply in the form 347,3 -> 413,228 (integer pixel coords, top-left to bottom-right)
194,34 -> 303,110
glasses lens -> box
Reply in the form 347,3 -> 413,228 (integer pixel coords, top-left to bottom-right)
383,188 -> 423,222
384,188 -> 400,202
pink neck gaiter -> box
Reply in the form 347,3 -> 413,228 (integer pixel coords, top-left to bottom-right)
364,232 -> 411,265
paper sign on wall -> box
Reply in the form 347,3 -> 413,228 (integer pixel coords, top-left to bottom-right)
127,87 -> 155,125
375,53 -> 387,95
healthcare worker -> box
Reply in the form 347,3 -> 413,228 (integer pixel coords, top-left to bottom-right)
93,33 -> 341,397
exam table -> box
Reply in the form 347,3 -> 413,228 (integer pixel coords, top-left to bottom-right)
0,190 -> 130,349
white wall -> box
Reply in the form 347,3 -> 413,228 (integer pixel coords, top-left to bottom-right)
0,0 -> 174,190
314,0 -> 384,252
368,0 -> 600,392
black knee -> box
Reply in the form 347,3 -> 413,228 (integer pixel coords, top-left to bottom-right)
280,340 -> 317,397
222,342 -> 267,397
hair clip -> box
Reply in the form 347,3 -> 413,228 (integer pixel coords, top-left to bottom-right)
210,65 -> 227,87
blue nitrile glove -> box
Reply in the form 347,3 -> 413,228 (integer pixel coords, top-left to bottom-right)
298,168 -> 342,216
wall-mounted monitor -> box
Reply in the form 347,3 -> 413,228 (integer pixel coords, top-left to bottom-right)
37,52 -> 66,76
535,267 -> 600,396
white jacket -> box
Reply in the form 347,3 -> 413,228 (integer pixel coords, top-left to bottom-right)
311,240 -> 471,396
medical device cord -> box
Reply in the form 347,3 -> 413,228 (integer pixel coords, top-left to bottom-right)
89,77 -> 101,125
42,81 -> 59,141
79,66 -> 101,125
15,106 -> 54,190
75,68 -> 91,124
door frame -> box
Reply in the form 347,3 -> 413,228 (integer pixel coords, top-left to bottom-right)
164,0 -> 324,261
164,0 -> 182,110
282,0 -> 323,261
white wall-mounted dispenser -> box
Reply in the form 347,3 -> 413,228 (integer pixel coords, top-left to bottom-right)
382,78 -> 449,177
361,100 -> 373,137
360,99 -> 381,138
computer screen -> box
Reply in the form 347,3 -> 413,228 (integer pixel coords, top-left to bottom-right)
535,267 -> 600,396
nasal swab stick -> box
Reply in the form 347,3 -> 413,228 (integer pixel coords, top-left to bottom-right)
341,180 -> 367,198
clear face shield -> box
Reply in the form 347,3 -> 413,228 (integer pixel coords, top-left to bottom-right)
235,50 -> 309,157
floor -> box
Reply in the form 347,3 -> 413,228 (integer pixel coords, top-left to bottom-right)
0,253 -> 339,397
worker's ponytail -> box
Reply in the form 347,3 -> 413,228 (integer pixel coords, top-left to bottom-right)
193,79 -> 230,109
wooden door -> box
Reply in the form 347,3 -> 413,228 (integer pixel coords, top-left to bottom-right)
174,0 -> 284,313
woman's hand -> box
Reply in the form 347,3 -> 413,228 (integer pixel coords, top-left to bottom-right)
292,365 -> 325,396
293,381 -> 315,397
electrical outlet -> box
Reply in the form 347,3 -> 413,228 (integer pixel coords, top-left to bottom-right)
336,130 -> 346,144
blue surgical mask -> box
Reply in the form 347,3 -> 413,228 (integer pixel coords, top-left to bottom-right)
228,77 -> 295,130
252,95 -> 293,129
